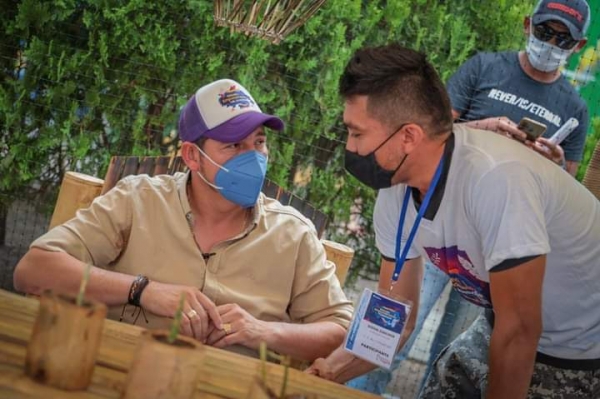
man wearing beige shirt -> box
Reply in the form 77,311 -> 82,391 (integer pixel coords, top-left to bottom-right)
14,79 -> 353,361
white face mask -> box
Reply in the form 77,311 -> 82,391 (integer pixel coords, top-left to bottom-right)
526,26 -> 574,72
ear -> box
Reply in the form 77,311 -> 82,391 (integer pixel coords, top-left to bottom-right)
399,123 -> 426,155
574,38 -> 588,53
181,142 -> 201,171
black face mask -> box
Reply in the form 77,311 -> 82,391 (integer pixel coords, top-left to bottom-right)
344,125 -> 408,189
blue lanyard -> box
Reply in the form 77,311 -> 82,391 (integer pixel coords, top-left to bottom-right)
392,155 -> 445,281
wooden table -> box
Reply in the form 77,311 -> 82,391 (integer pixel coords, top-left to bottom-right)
0,289 -> 378,398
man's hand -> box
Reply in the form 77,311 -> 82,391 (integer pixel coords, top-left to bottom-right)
206,303 -> 270,350
305,347 -> 374,383
465,118 -> 571,171
140,281 -> 221,343
306,357 -> 338,381
465,117 -> 527,142
529,137 -> 566,166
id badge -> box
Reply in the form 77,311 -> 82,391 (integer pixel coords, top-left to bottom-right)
343,288 -> 412,369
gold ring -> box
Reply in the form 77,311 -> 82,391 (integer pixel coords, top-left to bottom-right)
187,309 -> 198,319
222,323 -> 232,334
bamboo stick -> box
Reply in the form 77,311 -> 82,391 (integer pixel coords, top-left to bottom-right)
213,0 -> 326,44
284,0 -> 325,34
583,141 -> 600,200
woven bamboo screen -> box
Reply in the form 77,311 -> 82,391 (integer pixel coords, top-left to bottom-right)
214,0 -> 326,44
583,142 -> 600,200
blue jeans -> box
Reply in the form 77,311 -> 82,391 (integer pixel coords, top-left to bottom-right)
347,263 -> 449,394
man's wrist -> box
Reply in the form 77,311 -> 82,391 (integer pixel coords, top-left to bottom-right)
127,274 -> 150,306
261,321 -> 281,350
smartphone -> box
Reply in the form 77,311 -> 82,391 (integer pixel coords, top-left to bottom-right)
518,117 -> 547,142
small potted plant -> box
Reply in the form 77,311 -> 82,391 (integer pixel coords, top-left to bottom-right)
121,294 -> 204,399
25,263 -> 107,390
247,343 -> 318,399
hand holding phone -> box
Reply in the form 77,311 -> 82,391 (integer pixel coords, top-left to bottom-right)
518,117 -> 547,142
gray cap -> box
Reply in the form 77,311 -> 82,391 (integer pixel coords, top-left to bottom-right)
532,0 -> 591,40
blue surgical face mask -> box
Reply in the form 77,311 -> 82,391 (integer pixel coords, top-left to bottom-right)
194,145 -> 268,208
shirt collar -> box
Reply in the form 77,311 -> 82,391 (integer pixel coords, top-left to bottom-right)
411,132 -> 455,221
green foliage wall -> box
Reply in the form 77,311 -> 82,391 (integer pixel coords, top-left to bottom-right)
1,0 -> 533,281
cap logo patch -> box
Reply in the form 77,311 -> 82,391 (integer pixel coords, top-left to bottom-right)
218,85 -> 255,111
547,2 -> 583,22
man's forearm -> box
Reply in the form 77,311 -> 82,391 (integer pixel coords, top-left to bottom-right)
264,321 -> 347,362
14,248 -> 134,305
566,161 -> 579,177
311,319 -> 416,382
486,327 -> 540,399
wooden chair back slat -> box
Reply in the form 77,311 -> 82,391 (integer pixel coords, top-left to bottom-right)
122,157 -> 140,179
277,190 -> 292,206
101,156 -> 330,238
138,157 -> 156,175
153,156 -> 170,176
583,142 -> 600,201
312,212 -> 329,238
302,206 -> 316,224
261,180 -> 279,199
290,196 -> 308,217
169,156 -> 186,174
101,157 -> 125,195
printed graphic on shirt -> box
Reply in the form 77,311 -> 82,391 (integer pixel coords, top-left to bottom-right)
446,51 -> 588,162
487,89 -> 561,127
424,245 -> 492,308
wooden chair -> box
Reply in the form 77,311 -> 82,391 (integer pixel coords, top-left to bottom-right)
49,155 -> 353,285
582,141 -> 600,200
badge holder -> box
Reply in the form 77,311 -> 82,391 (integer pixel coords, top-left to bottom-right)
344,287 -> 412,369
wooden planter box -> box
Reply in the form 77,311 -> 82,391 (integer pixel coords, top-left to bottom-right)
122,330 -> 203,399
25,291 -> 107,390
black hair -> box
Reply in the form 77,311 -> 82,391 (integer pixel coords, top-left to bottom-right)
194,136 -> 208,149
339,43 -> 453,136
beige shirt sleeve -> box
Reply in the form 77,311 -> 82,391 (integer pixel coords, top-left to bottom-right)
31,178 -> 133,266
288,229 -> 353,328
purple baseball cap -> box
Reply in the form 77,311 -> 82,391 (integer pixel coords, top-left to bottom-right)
178,79 -> 284,143
532,0 -> 591,40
